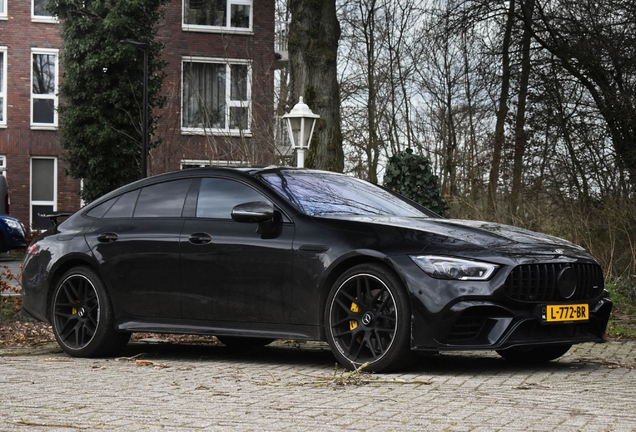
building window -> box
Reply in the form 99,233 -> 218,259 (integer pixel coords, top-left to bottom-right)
33,0 -> 55,22
182,58 -> 251,136
31,157 -> 57,229
183,0 -> 252,33
1,0 -> 7,19
0,155 -> 6,176
0,47 -> 6,126
31,49 -> 58,128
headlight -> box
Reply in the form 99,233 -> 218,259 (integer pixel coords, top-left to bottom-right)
411,255 -> 498,281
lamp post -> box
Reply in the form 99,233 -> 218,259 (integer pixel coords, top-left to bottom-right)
282,97 -> 320,168
121,40 -> 149,178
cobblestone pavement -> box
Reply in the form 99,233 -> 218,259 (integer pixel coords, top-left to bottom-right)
1,340 -> 635,431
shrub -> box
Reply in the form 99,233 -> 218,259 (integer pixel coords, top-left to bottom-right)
383,148 -> 447,216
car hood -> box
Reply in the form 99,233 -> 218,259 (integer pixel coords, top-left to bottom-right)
322,215 -> 584,251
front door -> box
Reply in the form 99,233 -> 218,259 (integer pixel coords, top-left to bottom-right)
180,177 -> 294,324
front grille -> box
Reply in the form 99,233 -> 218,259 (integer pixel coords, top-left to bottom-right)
502,263 -> 604,302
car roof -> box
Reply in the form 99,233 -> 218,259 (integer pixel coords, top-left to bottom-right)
83,166 -> 324,208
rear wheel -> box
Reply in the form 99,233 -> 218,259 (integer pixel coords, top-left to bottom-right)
496,344 -> 572,363
325,264 -> 413,372
51,266 -> 130,357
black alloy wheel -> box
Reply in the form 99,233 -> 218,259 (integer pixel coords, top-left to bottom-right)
51,266 -> 130,357
496,344 -> 572,363
325,263 -> 412,372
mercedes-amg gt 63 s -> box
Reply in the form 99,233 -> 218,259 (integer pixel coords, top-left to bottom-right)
21,167 -> 612,372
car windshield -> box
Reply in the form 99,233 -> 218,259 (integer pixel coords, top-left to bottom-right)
260,170 -> 428,217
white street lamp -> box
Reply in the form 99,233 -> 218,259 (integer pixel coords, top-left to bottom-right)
282,97 -> 320,168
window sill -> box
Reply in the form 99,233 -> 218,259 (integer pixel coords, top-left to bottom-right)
181,128 -> 252,138
31,16 -> 58,24
30,125 -> 58,131
181,24 -> 252,35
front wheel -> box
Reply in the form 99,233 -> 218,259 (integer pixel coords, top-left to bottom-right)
325,264 -> 413,372
496,344 -> 572,363
51,266 -> 130,357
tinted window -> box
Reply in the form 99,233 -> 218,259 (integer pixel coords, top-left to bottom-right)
260,171 -> 427,217
86,198 -> 116,219
104,190 -> 139,218
134,179 -> 191,218
197,178 -> 269,219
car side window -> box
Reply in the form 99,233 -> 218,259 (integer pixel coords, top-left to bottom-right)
85,197 -> 116,219
103,190 -> 140,218
134,179 -> 192,218
196,178 -> 270,219
87,179 -> 192,219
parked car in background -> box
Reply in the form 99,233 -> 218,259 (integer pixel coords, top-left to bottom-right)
20,167 -> 612,372
0,215 -> 27,253
0,173 -> 27,253
0,172 -> 9,215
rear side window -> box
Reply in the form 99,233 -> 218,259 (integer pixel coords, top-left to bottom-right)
197,178 -> 269,219
86,179 -> 192,219
134,179 -> 192,217
104,190 -> 139,218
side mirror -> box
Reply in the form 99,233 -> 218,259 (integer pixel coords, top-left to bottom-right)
231,201 -> 274,223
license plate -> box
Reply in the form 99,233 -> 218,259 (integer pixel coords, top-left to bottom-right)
545,304 -> 589,322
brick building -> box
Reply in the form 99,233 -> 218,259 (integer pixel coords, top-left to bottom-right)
0,0 -> 276,229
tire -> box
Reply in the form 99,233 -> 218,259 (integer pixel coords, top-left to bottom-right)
51,266 -> 130,357
216,336 -> 275,349
496,344 -> 572,363
325,263 -> 413,372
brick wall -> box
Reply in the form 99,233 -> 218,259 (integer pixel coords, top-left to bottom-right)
0,0 -> 276,228
153,0 -> 276,173
0,1 -> 80,227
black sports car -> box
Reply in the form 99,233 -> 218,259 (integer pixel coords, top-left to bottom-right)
21,167 -> 612,372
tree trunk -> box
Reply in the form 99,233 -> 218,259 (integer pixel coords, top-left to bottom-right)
487,0 -> 515,215
510,0 -> 535,216
288,0 -> 344,172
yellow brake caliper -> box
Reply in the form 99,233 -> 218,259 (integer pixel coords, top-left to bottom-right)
350,301 -> 359,330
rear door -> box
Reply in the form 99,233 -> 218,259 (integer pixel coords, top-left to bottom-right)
85,179 -> 192,318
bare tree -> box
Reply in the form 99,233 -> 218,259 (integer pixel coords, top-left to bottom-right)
521,0 -> 636,193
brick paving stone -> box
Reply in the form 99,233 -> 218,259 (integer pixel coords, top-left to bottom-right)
0,340 -> 635,431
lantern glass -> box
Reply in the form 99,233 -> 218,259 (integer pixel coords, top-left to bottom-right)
300,117 -> 316,149
287,117 -> 301,148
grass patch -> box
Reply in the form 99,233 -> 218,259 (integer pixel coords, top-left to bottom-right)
606,279 -> 636,339
0,296 -> 21,322
606,321 -> 636,339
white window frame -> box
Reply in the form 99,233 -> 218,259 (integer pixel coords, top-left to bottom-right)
30,156 -> 58,228
181,57 -> 252,137
182,0 -> 253,34
31,48 -> 59,129
0,0 -> 7,20
0,47 -> 6,127
0,155 -> 6,176
32,0 -> 56,23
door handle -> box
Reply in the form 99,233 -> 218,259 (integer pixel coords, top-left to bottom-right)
188,233 -> 212,245
97,233 -> 118,243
